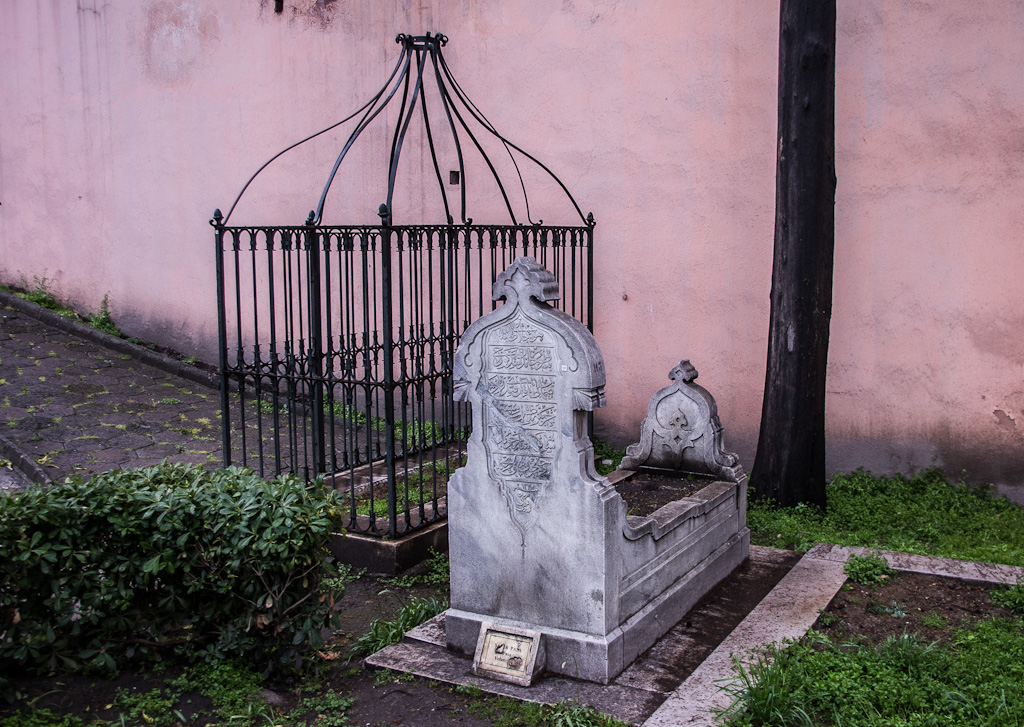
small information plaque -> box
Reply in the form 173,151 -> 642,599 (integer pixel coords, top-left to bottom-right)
472,622 -> 545,686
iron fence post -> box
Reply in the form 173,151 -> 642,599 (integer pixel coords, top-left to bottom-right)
379,204 -> 399,538
212,209 -> 232,467
306,212 -> 327,477
587,212 -> 596,437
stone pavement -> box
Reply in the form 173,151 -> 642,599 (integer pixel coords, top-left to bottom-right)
0,297 -> 227,490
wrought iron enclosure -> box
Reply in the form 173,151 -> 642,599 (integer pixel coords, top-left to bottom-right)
213,33 -> 593,538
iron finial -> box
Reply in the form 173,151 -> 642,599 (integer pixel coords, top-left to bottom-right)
306,210 -> 316,226
210,208 -> 223,227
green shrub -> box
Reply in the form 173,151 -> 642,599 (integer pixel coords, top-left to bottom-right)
0,463 -> 344,675
843,553 -> 895,585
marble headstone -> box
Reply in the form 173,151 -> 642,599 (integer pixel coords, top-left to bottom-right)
620,359 -> 743,482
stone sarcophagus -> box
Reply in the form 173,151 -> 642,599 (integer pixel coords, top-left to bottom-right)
445,257 -> 748,684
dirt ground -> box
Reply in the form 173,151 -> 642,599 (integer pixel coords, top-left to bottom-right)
814,570 -> 1015,644
613,470 -> 715,516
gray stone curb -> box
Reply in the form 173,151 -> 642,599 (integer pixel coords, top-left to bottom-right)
0,290 -> 218,391
0,432 -> 54,487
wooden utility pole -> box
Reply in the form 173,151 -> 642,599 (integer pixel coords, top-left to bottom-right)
752,0 -> 836,508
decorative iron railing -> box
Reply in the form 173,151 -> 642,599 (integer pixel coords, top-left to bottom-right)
214,215 -> 592,537
213,32 -> 594,538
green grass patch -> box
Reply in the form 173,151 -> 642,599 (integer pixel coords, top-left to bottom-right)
467,693 -> 630,727
749,468 -> 1024,566
991,581 -> 1024,615
843,553 -> 895,585
350,595 -> 447,658
720,617 -> 1024,726
13,277 -> 77,319
593,438 -> 626,476
386,547 -> 449,588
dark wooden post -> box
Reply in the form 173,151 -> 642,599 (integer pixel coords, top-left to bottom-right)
752,0 -> 836,509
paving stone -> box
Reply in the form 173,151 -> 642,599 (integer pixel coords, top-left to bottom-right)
105,434 -> 158,451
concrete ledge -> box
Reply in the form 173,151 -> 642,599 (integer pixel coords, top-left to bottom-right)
643,552 -> 848,727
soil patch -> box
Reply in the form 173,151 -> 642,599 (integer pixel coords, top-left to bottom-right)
612,470 -> 718,517
814,570 -> 1017,643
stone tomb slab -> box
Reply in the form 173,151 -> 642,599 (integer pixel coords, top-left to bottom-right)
444,257 -> 748,684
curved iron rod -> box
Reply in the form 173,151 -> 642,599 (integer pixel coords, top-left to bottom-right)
385,48 -> 428,218
431,50 -> 518,225
314,46 -> 413,224
436,46 -> 537,224
429,47 -> 468,223
417,54 -> 453,224
386,51 -> 415,204
438,51 -> 588,225
222,47 -> 408,226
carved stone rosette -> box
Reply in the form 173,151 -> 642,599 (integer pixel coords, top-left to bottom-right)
620,360 -> 743,482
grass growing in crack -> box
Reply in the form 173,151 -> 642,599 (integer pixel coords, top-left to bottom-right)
748,468 -> 1024,566
719,618 -> 1024,726
350,595 -> 447,658
88,295 -> 122,337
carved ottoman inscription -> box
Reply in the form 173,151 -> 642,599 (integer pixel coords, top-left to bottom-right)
482,313 -> 559,538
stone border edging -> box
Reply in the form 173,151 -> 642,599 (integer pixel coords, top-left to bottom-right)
0,290 -> 219,391
805,543 -> 1024,585
0,432 -> 55,487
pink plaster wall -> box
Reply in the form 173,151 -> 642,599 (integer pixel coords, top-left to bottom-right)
1,1 -> 1022,495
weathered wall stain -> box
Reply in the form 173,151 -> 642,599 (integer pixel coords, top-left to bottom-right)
993,409 -> 1018,433
143,1 -> 219,84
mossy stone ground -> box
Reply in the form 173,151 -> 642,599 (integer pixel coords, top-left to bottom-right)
0,308 -> 293,485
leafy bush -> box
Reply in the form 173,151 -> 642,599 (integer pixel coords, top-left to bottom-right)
843,553 -> 895,585
0,463 -> 344,675
749,468 -> 1024,565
